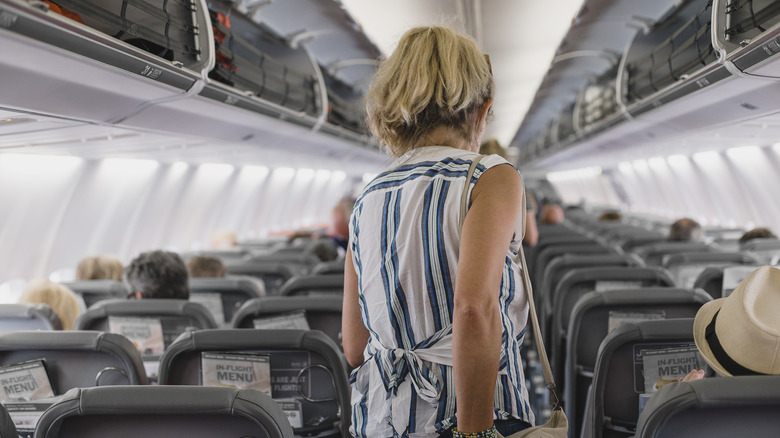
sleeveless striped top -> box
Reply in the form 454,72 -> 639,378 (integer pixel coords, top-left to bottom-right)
348,146 -> 533,438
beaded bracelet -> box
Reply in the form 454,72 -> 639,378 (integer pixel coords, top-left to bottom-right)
452,426 -> 498,438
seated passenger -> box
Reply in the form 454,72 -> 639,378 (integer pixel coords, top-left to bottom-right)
682,265 -> 780,381
479,139 -> 539,246
76,255 -> 124,281
126,250 -> 189,299
539,203 -> 565,224
669,217 -> 703,242
739,227 -> 777,245
330,196 -> 355,251
598,211 -> 622,222
210,229 -> 237,249
18,279 -> 80,330
185,256 -> 225,278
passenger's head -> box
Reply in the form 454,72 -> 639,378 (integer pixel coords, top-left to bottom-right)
598,211 -> 622,222
210,230 -> 236,249
479,138 -> 507,159
332,197 -> 356,239
539,204 -> 565,224
694,266 -> 780,376
185,256 -> 225,278
366,26 -> 494,156
669,218 -> 702,242
18,280 -> 80,330
739,227 -> 777,245
76,255 -> 124,281
125,250 -> 189,299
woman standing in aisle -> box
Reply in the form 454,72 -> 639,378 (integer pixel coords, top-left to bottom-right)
342,26 -> 533,438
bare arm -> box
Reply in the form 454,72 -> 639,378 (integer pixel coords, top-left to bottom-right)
342,247 -> 370,367
454,164 -> 523,433
524,210 -> 539,247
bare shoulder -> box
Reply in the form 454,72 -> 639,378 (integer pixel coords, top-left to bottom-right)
472,162 -> 522,200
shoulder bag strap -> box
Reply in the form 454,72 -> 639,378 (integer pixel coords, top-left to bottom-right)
458,154 -> 561,408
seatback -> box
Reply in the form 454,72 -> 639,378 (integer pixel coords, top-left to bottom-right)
532,243 -> 618,292
550,267 -> 674,373
279,274 -> 344,296
632,242 -> 713,266
0,404 -> 15,438
34,386 -> 293,438
587,319 -> 697,438
740,238 -> 780,263
61,280 -> 129,308
225,261 -> 297,296
74,299 -> 217,381
189,276 -> 265,327
529,234 -> 593,276
635,376 -> 780,438
662,252 -> 760,289
158,329 -> 350,438
0,303 -> 61,332
231,296 -> 343,347
565,289 -> 711,438
0,331 -> 148,395
180,249 -> 249,263
539,254 -> 645,338
311,260 -> 346,275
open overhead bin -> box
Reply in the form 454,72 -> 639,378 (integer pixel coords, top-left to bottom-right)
0,0 -> 381,151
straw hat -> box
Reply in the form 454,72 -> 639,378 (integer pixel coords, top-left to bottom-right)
693,266 -> 780,376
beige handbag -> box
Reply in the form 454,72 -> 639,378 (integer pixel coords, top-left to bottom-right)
461,156 -> 569,438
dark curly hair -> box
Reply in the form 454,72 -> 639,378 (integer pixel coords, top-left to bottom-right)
125,250 -> 189,299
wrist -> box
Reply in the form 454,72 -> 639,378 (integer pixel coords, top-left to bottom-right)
452,425 -> 497,438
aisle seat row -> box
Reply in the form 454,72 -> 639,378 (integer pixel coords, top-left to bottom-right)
526,209 -> 778,438
0,327 -> 345,437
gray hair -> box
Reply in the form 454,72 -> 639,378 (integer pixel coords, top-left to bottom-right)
125,250 -> 189,299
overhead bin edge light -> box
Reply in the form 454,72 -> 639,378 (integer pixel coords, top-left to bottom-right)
725,145 -> 761,159
666,155 -> 689,167
547,166 -> 602,182
692,150 -> 721,165
198,163 -> 235,178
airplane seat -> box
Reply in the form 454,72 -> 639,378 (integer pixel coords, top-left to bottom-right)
188,276 -> 265,327
632,242 -> 714,266
180,249 -> 249,263
692,266 -> 727,299
311,260 -> 346,275
634,376 -> 780,438
34,386 -> 293,438
539,254 -> 646,335
231,296 -> 343,347
158,329 -> 350,438
74,299 -> 217,333
0,303 -> 62,332
225,261 -> 298,296
0,404 -> 15,438
0,331 -> 148,392
549,267 -> 675,372
661,252 -> 761,289
586,318 -> 696,438
740,238 -> 780,263
279,274 -> 344,296
532,243 -> 619,293
61,280 -> 129,308
564,289 -> 711,438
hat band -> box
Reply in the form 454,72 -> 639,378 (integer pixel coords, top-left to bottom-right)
705,310 -> 764,376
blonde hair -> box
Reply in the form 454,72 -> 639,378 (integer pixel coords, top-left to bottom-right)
366,26 -> 494,156
76,255 -> 124,281
18,280 -> 81,330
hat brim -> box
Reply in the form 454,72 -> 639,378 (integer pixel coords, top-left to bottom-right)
693,298 -> 732,377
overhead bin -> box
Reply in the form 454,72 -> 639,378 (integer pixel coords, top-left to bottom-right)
622,0 -> 718,105
0,0 -> 380,150
515,0 -> 780,166
713,0 -> 780,78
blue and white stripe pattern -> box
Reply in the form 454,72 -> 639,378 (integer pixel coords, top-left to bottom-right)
348,146 -> 533,438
